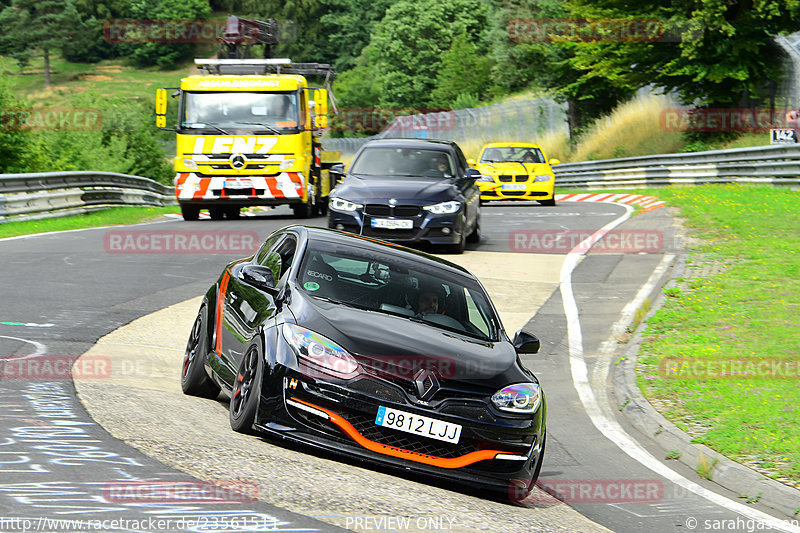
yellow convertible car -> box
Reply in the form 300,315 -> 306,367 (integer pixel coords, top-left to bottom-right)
469,143 -> 559,206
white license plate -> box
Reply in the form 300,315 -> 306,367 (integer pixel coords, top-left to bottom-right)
501,183 -> 527,191
225,179 -> 253,189
375,406 -> 462,444
371,218 -> 413,230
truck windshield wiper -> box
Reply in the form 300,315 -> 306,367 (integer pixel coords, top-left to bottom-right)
202,123 -> 230,135
233,121 -> 281,135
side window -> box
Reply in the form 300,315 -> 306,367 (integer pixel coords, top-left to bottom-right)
454,146 -> 468,172
255,234 -> 281,265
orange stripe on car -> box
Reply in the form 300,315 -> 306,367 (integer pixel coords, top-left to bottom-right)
215,272 -> 230,356
289,397 -> 524,469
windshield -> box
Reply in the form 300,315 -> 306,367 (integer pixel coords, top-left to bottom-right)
297,240 -> 499,341
181,91 -> 300,133
350,147 -> 455,178
480,146 -> 545,164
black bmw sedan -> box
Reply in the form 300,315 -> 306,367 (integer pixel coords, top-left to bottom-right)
327,139 -> 481,253
181,225 -> 545,498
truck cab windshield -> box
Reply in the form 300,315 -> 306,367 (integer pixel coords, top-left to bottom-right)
182,91 -> 300,133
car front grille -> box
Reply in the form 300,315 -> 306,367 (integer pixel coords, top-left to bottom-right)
364,205 -> 421,217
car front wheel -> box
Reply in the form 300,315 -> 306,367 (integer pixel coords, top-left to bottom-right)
229,341 -> 264,433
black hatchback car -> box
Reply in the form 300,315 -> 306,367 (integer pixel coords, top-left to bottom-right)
327,139 -> 481,253
182,226 -> 546,498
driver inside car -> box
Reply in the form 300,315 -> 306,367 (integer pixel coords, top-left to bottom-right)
416,291 -> 439,315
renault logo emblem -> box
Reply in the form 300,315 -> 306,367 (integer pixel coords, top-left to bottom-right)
413,369 -> 439,401
230,153 -> 248,169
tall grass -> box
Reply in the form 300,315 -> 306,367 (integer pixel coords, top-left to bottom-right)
570,94 -> 685,162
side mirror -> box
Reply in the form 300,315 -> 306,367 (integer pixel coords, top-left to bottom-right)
467,158 -> 476,166
549,158 -> 560,165
330,163 -> 345,176
513,330 -> 540,354
239,264 -> 279,296
464,168 -> 481,180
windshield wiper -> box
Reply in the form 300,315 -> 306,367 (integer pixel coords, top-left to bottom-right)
233,121 -> 282,135
187,123 -> 230,135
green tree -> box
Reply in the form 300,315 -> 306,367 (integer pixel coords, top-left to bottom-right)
118,0 -> 211,68
432,32 -> 492,107
370,0 -> 490,107
0,0 -> 83,87
318,0 -> 393,71
489,0 -> 634,138
0,82 -> 35,173
61,0 -> 129,63
567,0 -> 800,133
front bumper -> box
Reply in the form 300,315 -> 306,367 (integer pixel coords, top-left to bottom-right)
478,179 -> 554,201
327,207 -> 464,245
255,368 -> 545,491
175,172 -> 307,203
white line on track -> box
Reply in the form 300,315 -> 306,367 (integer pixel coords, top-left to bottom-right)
0,216 -> 177,243
0,335 -> 47,355
559,202 -> 800,532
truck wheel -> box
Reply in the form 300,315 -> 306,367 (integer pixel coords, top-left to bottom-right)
292,203 -> 312,218
181,205 -> 200,221
209,207 -> 224,220
224,206 -> 240,219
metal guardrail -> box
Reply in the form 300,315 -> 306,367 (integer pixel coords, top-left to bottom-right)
0,171 -> 175,222
553,144 -> 800,189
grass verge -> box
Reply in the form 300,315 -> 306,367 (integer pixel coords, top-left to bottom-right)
0,206 -> 177,239
634,184 -> 799,484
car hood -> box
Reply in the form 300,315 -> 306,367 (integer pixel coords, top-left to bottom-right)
476,162 -> 550,175
289,290 -> 530,387
333,174 -> 458,204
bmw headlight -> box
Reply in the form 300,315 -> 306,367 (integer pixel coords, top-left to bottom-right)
282,323 -> 358,377
477,175 -> 494,182
329,197 -> 363,212
279,158 -> 296,170
533,174 -> 553,182
491,383 -> 541,413
423,200 -> 461,214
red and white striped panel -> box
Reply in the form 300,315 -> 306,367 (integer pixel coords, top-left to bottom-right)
556,192 -> 666,212
174,172 -> 305,201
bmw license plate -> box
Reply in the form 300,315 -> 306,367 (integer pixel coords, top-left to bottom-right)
371,218 -> 413,230
225,179 -> 253,189
375,406 -> 462,444
501,183 -> 527,191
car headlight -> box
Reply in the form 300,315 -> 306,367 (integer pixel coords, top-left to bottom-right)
533,174 -> 553,182
477,175 -> 494,182
423,200 -> 461,214
491,383 -> 541,413
182,158 -> 198,170
329,197 -> 363,212
279,158 -> 295,170
282,323 -> 358,377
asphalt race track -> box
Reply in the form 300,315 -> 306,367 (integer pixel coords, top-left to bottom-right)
0,201 -> 795,533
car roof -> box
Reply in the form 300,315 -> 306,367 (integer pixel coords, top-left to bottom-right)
288,225 -> 473,278
481,142 -> 543,150
361,138 -> 458,151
